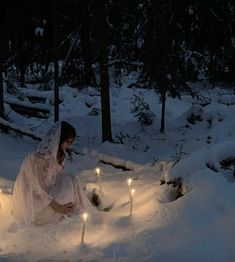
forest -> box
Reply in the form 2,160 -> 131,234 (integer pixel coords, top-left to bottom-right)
0,1 -> 235,261
0,0 -> 234,140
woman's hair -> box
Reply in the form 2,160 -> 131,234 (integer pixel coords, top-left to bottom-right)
57,121 -> 76,165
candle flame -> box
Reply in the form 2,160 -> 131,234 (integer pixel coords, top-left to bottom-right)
96,168 -> 100,175
131,189 -> 135,196
82,213 -> 88,222
127,178 -> 132,187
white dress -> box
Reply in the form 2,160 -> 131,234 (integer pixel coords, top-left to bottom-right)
12,122 -> 100,226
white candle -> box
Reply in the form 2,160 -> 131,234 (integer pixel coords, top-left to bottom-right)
127,178 -> 132,201
80,213 -> 88,244
0,189 -> 2,209
129,189 -> 135,216
95,167 -> 102,192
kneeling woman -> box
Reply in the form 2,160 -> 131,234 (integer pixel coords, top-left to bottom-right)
13,121 -> 100,226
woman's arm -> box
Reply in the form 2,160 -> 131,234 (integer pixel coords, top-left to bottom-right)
49,199 -> 74,214
32,156 -> 74,214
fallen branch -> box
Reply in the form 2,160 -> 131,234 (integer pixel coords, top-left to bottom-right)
99,159 -> 131,171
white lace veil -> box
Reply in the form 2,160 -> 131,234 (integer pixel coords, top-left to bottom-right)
13,122 -> 63,224
33,121 -> 61,162
13,121 -> 102,225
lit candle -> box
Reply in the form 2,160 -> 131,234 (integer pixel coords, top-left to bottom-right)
127,178 -> 132,201
129,189 -> 135,217
0,188 -> 2,209
95,167 -> 102,192
80,213 -> 88,244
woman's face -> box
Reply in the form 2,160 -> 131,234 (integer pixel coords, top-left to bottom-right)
60,137 -> 75,151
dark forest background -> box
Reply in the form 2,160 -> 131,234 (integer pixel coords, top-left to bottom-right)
0,0 -> 234,140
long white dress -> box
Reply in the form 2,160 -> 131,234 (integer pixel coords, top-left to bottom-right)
12,122 -> 100,226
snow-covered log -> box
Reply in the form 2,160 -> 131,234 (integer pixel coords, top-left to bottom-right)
23,89 -> 54,105
0,118 -> 43,141
4,95 -> 51,118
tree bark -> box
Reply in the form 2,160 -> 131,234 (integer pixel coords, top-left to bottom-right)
52,0 -> 59,122
96,0 -> 112,142
17,34 -> 25,87
0,66 -> 3,118
81,0 -> 95,86
0,2 -> 5,118
160,91 -> 166,133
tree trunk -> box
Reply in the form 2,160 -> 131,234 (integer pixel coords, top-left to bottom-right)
209,52 -> 217,88
52,0 -> 59,122
0,3 -> 5,118
17,34 -> 25,87
0,66 -> 4,118
96,0 -> 112,142
160,91 -> 166,133
81,0 -> 95,86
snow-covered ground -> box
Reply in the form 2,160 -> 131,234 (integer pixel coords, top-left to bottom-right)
0,83 -> 235,261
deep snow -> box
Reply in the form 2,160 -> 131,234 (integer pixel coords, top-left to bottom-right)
0,83 -> 235,262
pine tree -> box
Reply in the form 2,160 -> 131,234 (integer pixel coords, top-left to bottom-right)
141,0 -> 186,132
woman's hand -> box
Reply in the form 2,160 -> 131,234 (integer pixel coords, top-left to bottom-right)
49,200 -> 74,214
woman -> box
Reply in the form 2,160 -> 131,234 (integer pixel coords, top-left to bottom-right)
13,121 -> 100,226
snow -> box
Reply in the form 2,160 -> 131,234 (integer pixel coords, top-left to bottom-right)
34,27 -> 44,37
5,94 -> 51,111
0,83 -> 235,261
